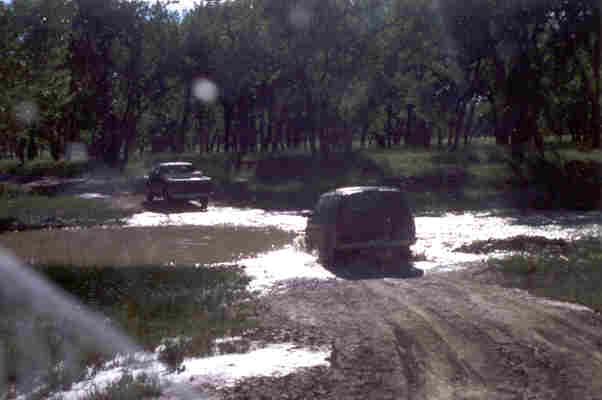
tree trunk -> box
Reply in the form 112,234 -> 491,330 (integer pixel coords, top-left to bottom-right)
386,104 -> 393,148
451,101 -> 465,151
179,83 -> 193,153
222,102 -> 233,153
404,104 -> 414,146
592,7 -> 600,148
463,100 -> 477,146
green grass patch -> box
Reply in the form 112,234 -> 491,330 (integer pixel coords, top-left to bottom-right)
491,237 -> 602,312
74,138 -> 598,212
0,195 -> 129,229
0,159 -> 96,178
2,263 -> 255,397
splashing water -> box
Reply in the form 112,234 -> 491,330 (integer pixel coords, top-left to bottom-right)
0,249 -> 209,399
0,249 -> 136,394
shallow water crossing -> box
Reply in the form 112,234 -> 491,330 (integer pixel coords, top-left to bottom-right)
1,206 -> 600,287
2,205 -> 600,398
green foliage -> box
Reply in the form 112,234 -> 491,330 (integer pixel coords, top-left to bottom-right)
507,151 -> 601,210
34,264 -> 254,348
82,372 -> 163,400
2,0 -> 600,184
493,237 -> 602,312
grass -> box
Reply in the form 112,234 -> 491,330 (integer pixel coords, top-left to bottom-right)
2,137 -> 600,216
2,263 -> 256,397
82,372 -> 163,400
0,195 -> 130,229
491,237 -> 602,312
0,159 -> 95,178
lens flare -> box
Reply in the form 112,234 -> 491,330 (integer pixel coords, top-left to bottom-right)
13,101 -> 39,125
193,78 -> 219,103
289,5 -> 312,29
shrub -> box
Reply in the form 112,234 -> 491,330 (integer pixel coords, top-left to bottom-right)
507,151 -> 601,210
493,237 -> 602,312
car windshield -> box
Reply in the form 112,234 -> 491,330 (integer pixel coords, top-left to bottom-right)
161,165 -> 195,175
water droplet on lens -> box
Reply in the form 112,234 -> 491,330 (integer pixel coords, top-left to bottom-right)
193,79 -> 218,103
13,101 -> 39,125
289,5 -> 311,29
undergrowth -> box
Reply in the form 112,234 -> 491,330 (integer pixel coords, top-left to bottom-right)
492,237 -> 602,312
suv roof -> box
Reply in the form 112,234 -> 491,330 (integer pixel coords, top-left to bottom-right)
322,186 -> 400,197
157,161 -> 193,167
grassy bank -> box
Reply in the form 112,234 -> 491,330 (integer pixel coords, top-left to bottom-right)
140,141 -> 600,213
491,237 -> 602,312
0,194 -> 130,231
2,263 -> 255,398
2,139 -> 600,216
136,143 -> 512,212
0,159 -> 95,179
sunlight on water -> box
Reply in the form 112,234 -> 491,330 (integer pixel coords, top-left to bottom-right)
233,244 -> 336,293
51,343 -> 329,399
127,206 -> 307,232
413,211 -> 601,272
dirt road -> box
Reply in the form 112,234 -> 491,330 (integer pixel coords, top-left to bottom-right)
214,267 -> 602,400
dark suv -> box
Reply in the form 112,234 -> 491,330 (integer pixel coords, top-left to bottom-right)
305,186 -> 416,268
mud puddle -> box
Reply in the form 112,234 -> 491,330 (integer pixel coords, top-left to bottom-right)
2,206 -> 599,284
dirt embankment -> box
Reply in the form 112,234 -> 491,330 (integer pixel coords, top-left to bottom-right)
204,270 -> 602,400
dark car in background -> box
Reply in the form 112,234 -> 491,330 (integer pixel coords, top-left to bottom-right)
305,186 -> 416,270
146,162 -> 214,209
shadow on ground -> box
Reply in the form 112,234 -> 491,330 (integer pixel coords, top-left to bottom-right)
324,259 -> 424,281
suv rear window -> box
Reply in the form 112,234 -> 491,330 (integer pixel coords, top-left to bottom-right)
346,191 -> 405,213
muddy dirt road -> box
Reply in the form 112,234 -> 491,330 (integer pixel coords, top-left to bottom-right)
4,176 -> 601,399
215,267 -> 602,400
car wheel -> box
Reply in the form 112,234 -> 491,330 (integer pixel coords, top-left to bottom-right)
163,187 -> 172,203
305,233 -> 313,251
319,230 -> 336,267
200,196 -> 209,210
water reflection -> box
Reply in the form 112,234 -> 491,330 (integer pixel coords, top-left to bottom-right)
234,245 -> 336,293
413,211 -> 601,272
127,205 -> 306,232
0,225 -> 296,266
1,207 -> 598,282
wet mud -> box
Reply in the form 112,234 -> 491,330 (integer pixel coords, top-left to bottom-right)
220,274 -> 602,400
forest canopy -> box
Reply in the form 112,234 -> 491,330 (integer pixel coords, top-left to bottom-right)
0,0 -> 600,166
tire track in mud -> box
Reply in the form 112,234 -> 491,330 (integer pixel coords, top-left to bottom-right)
261,274 -> 602,400
367,280 -> 558,399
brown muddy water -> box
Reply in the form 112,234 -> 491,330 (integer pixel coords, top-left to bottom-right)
1,204 -> 600,291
